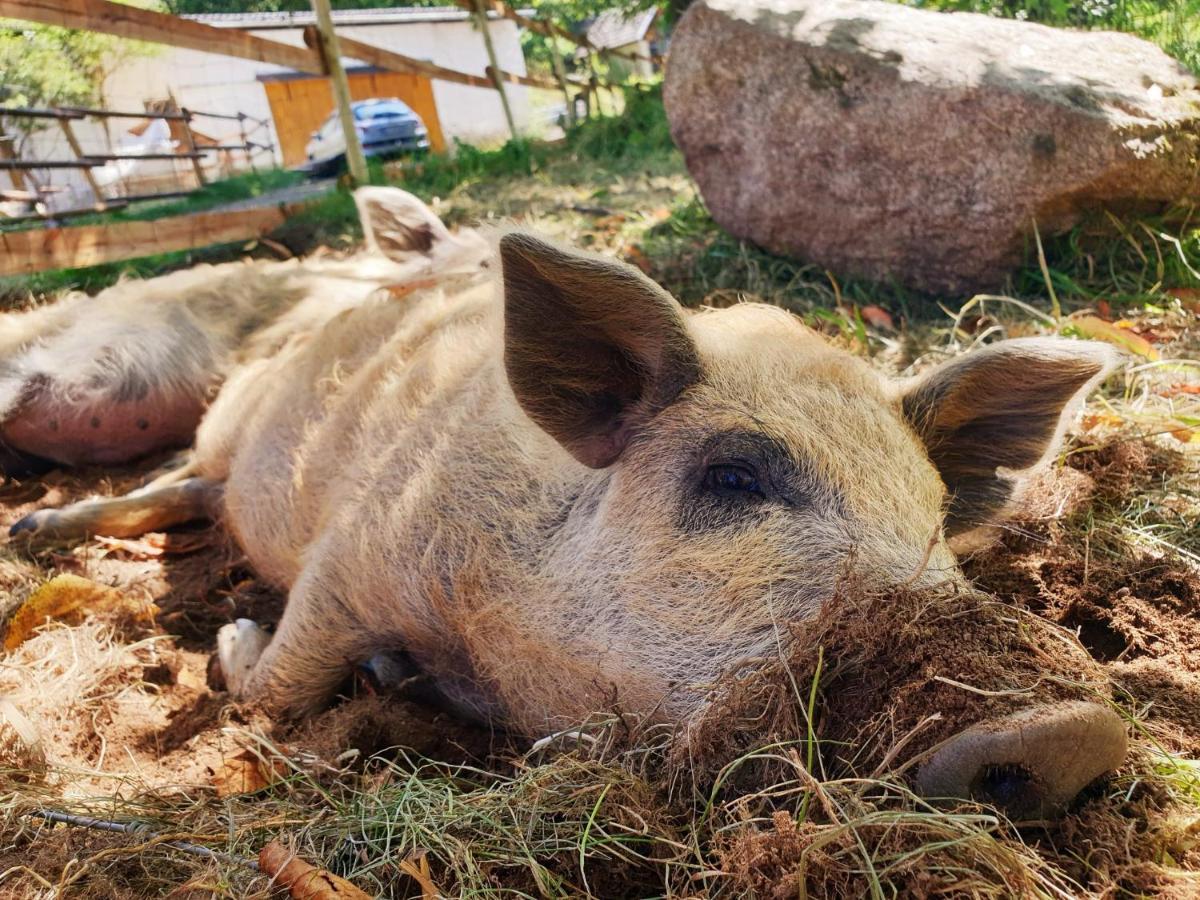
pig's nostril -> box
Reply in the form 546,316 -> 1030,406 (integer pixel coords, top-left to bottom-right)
970,763 -> 1039,812
916,700 -> 1128,820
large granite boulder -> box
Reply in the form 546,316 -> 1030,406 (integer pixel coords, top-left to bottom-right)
664,0 -> 1200,295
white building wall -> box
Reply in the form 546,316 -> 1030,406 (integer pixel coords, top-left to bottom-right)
10,13 -> 529,213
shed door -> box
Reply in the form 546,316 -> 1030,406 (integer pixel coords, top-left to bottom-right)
263,70 -> 445,168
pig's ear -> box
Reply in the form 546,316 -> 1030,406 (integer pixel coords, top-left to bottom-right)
901,338 -> 1117,535
500,232 -> 700,468
353,186 -> 452,261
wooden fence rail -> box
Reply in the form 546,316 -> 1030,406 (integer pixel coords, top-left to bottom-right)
0,203 -> 303,276
0,0 -> 568,98
0,0 -> 325,73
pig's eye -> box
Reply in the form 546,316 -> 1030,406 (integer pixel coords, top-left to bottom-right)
703,463 -> 765,499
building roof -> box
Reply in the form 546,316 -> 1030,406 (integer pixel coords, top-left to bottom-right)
190,6 -> 531,30
584,7 -> 658,50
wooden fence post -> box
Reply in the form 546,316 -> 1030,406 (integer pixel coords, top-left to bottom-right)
0,134 -> 28,192
307,0 -> 369,185
547,32 -> 575,128
472,0 -> 517,139
174,110 -> 209,188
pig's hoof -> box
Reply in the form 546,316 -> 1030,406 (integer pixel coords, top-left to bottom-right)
216,619 -> 271,698
8,508 -> 57,538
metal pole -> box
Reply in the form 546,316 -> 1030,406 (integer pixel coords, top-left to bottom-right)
472,0 -> 517,139
308,0 -> 368,184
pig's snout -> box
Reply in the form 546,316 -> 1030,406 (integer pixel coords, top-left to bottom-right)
916,701 -> 1127,819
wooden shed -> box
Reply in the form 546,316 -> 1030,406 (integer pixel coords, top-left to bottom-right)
260,66 -> 447,168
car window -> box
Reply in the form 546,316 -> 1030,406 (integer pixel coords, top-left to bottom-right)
354,101 -> 414,120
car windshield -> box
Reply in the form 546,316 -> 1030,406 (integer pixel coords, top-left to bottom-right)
354,101 -> 413,120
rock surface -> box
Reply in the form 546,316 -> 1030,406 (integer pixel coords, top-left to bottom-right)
664,0 -> 1200,295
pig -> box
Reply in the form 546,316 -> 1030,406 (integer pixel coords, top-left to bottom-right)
9,188 -> 1127,815
0,190 -> 489,472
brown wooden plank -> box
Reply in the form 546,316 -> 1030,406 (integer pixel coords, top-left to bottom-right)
335,33 -> 496,90
485,65 -> 558,92
0,204 -> 298,276
0,0 -> 323,74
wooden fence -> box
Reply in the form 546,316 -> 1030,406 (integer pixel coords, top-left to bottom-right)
0,0 -> 640,275
0,101 -> 272,222
0,203 -> 301,277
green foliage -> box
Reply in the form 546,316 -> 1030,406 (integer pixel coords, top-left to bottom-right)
563,83 -> 673,160
396,138 -> 550,197
0,2 -> 162,114
902,0 -> 1200,72
515,0 -> 665,75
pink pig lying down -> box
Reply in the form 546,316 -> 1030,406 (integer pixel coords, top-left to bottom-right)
7,188 -> 1126,817
0,189 -> 490,472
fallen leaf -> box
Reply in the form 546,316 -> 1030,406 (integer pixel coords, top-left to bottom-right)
860,305 -> 896,331
4,574 -> 157,651
1171,426 -> 1199,444
1095,299 -> 1112,321
398,851 -> 440,900
93,530 -> 217,559
1161,383 -> 1200,397
1070,315 -> 1159,360
211,748 -> 283,798
258,840 -> 373,899
1081,413 -> 1125,432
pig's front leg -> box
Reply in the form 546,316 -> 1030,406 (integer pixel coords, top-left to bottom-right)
217,568 -> 379,718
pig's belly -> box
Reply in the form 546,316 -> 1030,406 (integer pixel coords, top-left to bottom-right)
1,390 -> 205,466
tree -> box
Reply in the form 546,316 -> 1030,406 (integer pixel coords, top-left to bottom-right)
516,0 -> 667,76
0,2 -> 162,111
0,3 -> 161,203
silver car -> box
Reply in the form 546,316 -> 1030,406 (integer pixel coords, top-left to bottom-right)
302,98 -> 430,174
